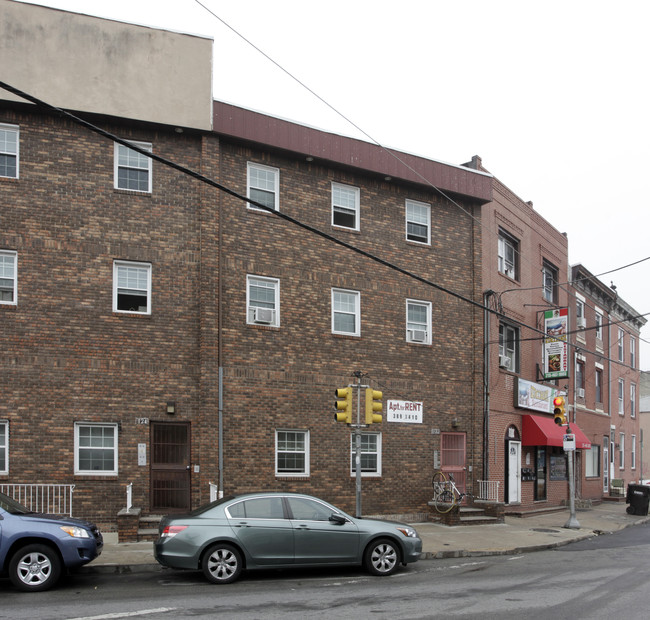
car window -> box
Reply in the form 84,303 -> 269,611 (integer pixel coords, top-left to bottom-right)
227,497 -> 285,519
286,497 -> 334,521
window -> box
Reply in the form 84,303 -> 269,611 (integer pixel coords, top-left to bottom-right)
542,261 -> 558,304
619,433 -> 625,469
74,423 -> 118,475
247,162 -> 279,211
585,444 -> 600,478
0,123 -> 19,178
405,199 -> 431,244
247,275 -> 280,326
0,250 -> 17,305
632,435 -> 637,470
618,379 -> 625,415
227,497 -> 284,519
576,298 -> 585,329
114,141 -> 152,192
286,496 -> 336,521
576,359 -> 585,393
406,299 -> 431,344
595,310 -> 603,341
275,430 -> 309,476
331,182 -> 360,230
595,367 -> 603,404
630,337 -> 636,369
618,328 -> 625,362
497,229 -> 518,279
113,261 -> 151,314
499,323 -> 518,372
350,432 -> 381,476
332,288 -> 360,336
0,421 -> 7,475
630,383 -> 636,418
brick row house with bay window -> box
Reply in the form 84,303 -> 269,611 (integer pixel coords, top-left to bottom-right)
1,1 -> 491,528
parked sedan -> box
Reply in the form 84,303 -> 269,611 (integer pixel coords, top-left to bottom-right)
154,492 -> 422,584
0,491 -> 103,592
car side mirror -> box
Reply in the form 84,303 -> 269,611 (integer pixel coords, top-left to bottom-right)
329,513 -> 346,525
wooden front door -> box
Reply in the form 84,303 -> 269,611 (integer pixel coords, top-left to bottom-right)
150,422 -> 191,512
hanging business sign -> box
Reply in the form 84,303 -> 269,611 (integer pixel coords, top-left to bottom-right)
514,377 -> 559,413
543,308 -> 569,380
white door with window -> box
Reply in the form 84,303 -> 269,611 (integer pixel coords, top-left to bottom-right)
507,441 -> 521,504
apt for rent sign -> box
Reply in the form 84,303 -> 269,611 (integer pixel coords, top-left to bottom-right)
387,400 -> 423,424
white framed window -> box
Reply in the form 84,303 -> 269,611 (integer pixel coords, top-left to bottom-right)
332,288 -> 360,336
497,229 -> 518,279
585,444 -> 600,478
405,199 -> 431,244
595,309 -> 603,341
619,433 -> 625,469
350,432 -> 382,477
543,261 -> 558,304
275,430 -> 309,477
247,162 -> 279,211
632,435 -> 637,470
0,250 -> 17,305
499,323 -> 518,372
406,299 -> 431,344
630,337 -> 636,369
0,420 -> 8,475
331,182 -> 360,230
0,123 -> 19,179
246,275 -> 280,326
595,366 -> 603,404
113,260 -> 152,314
618,328 -> 625,362
114,141 -> 152,193
618,378 -> 625,415
630,383 -> 636,418
74,422 -> 118,475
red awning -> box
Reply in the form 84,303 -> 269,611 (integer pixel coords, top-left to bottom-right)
522,415 -> 592,450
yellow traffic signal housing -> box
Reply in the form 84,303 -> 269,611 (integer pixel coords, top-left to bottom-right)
335,387 -> 353,424
553,395 -> 566,425
365,388 -> 383,425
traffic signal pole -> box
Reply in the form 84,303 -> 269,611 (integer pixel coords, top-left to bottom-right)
354,372 -> 363,518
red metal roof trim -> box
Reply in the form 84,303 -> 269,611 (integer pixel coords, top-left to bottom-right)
522,415 -> 592,450
212,101 -> 492,203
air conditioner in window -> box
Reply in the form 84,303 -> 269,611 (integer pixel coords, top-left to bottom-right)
499,355 -> 511,369
577,317 -> 586,330
577,388 -> 585,398
253,308 -> 275,324
409,329 -> 427,343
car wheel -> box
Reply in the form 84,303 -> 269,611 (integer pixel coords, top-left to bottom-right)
363,538 -> 400,576
201,543 -> 242,584
8,544 -> 62,592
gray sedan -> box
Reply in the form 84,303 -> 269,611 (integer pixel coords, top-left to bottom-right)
154,492 -> 422,584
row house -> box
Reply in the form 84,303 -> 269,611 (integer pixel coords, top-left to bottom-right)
570,264 -> 645,499
1,1 -> 492,527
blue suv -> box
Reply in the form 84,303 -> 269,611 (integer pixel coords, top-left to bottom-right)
0,491 -> 103,591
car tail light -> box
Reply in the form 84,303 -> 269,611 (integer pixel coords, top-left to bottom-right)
161,525 -> 188,538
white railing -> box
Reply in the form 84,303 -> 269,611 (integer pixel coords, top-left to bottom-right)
0,483 -> 75,516
209,481 -> 221,502
126,482 -> 133,510
476,480 -> 500,502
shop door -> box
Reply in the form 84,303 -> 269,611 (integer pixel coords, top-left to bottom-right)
507,441 -> 521,504
603,437 -> 609,493
440,432 -> 467,495
151,422 -> 191,512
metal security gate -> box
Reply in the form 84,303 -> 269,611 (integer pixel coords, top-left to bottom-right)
440,432 -> 467,495
151,422 -> 191,512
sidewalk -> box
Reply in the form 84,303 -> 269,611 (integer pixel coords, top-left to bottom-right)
87,502 -> 649,573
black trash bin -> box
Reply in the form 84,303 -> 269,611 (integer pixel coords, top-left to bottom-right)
626,484 -> 650,515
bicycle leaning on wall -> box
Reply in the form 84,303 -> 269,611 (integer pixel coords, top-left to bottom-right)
431,471 -> 473,513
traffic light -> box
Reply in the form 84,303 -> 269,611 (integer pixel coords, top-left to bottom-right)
365,388 -> 383,425
334,387 -> 353,424
553,395 -> 566,425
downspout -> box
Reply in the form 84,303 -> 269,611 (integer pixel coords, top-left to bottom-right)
483,290 -> 495,482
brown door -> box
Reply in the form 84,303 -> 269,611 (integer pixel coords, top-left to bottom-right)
150,422 -> 191,512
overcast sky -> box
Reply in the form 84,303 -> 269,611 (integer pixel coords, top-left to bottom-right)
14,0 -> 650,369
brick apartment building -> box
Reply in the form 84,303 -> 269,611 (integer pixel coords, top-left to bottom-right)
466,154 -> 644,512
1,1 -> 492,527
570,264 -> 645,500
